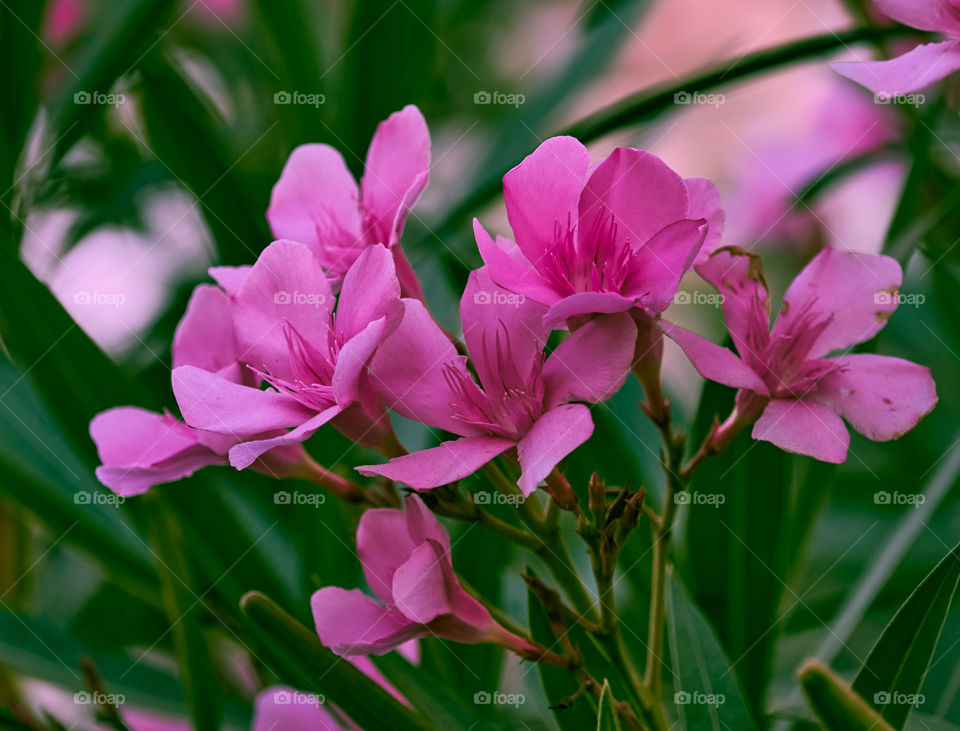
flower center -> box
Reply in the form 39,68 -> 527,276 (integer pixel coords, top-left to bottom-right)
537,208 -> 633,296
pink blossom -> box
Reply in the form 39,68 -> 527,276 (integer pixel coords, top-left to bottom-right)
91,279 -> 303,496
832,0 -> 960,94
311,495 -> 542,658
662,247 -> 937,463
267,106 -> 429,298
172,241 -> 402,469
475,136 -> 721,327
357,268 -> 636,495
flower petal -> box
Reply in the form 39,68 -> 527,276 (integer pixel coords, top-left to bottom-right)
814,354 -> 937,441
252,687 -> 340,731
752,398 -> 850,463
357,436 -> 516,490
228,406 -> 341,470
543,290 -> 636,328
207,265 -> 251,298
392,541 -> 452,624
503,136 -> 590,265
686,176 -> 725,259
516,404 -> 594,496
172,285 -> 237,373
361,105 -> 431,248
332,317 -> 388,407
875,0 -> 960,33
543,313 -> 636,408
832,40 -> 960,95
474,219 -> 562,306
356,508 -> 417,604
659,322 -> 769,394
311,587 -> 421,656
773,248 -> 901,358
335,243 -> 401,342
627,218 -> 708,313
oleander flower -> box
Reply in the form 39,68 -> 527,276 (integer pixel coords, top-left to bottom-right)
832,0 -> 960,95
267,105 -> 430,298
311,496 -> 542,658
474,136 -> 722,327
661,247 -> 938,463
90,280 -> 303,496
172,240 -> 403,469
357,267 -> 636,495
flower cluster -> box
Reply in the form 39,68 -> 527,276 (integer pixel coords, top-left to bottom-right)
89,104 -> 937,720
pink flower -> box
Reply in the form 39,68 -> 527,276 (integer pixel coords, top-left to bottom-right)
357,267 -> 636,495
267,105 -> 429,299
475,136 -> 722,327
311,495 -> 541,658
90,279 -> 303,496
662,247 -> 937,463
172,241 -> 402,469
832,0 -> 960,94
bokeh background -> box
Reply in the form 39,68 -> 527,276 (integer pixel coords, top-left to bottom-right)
1,0 -> 959,728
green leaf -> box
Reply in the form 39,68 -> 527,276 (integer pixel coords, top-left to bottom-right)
799,659 -> 894,731
145,495 -> 221,731
666,570 -> 757,731
852,542 -> 960,730
597,679 -> 623,731
240,591 -> 429,731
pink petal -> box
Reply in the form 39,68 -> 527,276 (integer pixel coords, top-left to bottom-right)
172,366 -> 314,436
332,317 -> 387,407
357,508 -> 417,604
172,285 -> 237,373
814,354 -> 937,441
543,290 -> 636,328
228,406 -> 341,470
311,587 -> 421,656
686,177 -> 725,259
659,322 -> 769,394
335,243 -> 401,342
503,136 -> 590,265
94,452 -> 222,497
252,687 -> 339,731
543,313 -> 636,408
392,541 -> 452,624
369,299 -> 481,436
266,144 -> 362,271
627,218 -> 708,313
403,494 -> 451,551
875,0 -> 960,34
207,265 -> 251,298
361,105 -> 431,248
460,267 -> 549,392
832,40 -> 960,95
752,398 -> 850,463
474,219 -> 563,306
232,239 -> 334,381
773,248 -> 902,358
357,436 -> 515,490
578,148 -> 689,256
695,247 -> 771,364
91,407 -> 197,468
516,404 -> 594,496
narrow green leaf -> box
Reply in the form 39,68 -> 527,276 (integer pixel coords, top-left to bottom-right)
146,495 -> 221,731
240,591 -> 429,731
799,659 -> 893,731
597,679 -> 623,731
666,570 -> 757,731
852,542 -> 960,730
